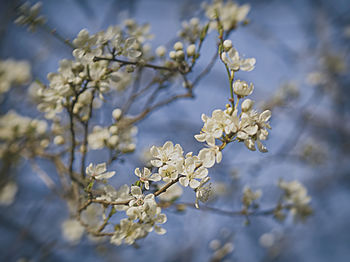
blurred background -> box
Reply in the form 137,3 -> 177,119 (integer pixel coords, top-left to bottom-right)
0,0 -> 350,261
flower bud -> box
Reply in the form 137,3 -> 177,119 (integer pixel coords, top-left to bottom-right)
109,125 -> 118,134
125,65 -> 134,73
190,17 -> 199,26
78,72 -> 86,78
169,51 -> 176,60
109,135 -> 119,146
54,135 -> 65,145
175,50 -> 185,60
223,40 -> 232,50
73,103 -> 81,114
155,45 -> 166,57
40,139 -> 49,148
122,143 -> 136,153
112,108 -> 122,120
176,203 -> 187,212
241,99 -> 254,112
173,41 -> 183,51
209,239 -> 221,250
186,44 -> 196,57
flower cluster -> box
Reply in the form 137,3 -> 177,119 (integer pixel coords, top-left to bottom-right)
0,59 -> 31,95
178,18 -> 204,44
167,41 -> 197,72
9,0 -> 314,249
123,19 -> 154,44
73,27 -> 142,63
210,239 -> 235,261
203,0 -> 250,31
242,186 -> 262,210
195,103 -> 271,152
86,173 -> 167,245
299,139 -> 327,166
148,141 -> 215,189
88,110 -> 137,153
15,2 -> 46,31
192,38 -> 271,152
278,179 -> 312,221
61,219 -> 84,244
32,20 -> 155,120
0,111 -> 48,154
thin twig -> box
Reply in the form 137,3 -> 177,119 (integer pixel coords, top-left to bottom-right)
94,56 -> 177,72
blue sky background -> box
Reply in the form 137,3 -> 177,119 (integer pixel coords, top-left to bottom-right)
1,0 -> 350,261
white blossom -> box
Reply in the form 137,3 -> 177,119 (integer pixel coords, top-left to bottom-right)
97,184 -> 132,211
88,126 -> 110,149
123,19 -> 153,43
195,177 -> 212,208
203,0 -> 250,31
61,219 -> 84,244
195,104 -> 271,153
238,108 -> 271,152
53,135 -> 65,145
0,59 -> 31,95
0,111 -> 47,141
169,51 -> 176,60
15,2 -> 46,31
241,98 -> 254,112
0,182 -> 18,206
86,162 -> 115,180
88,123 -> 137,152
179,157 -> 208,189
127,186 -> 156,219
278,179 -> 312,220
174,41 -> 184,51
198,146 -> 222,168
112,108 -> 122,120
134,168 -> 161,190
156,45 -> 167,57
186,44 -> 196,57
150,141 -> 184,168
178,17 -> 203,43
223,40 -> 232,50
259,233 -> 275,248
242,186 -> 262,208
195,109 -> 235,146
233,80 -> 254,97
111,218 -> 143,245
156,164 -> 182,183
221,46 -> 256,72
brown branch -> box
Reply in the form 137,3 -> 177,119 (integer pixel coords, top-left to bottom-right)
97,207 -> 115,233
41,24 -> 75,49
90,199 -> 131,206
154,177 -> 181,197
124,77 -> 157,110
93,56 -> 177,72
